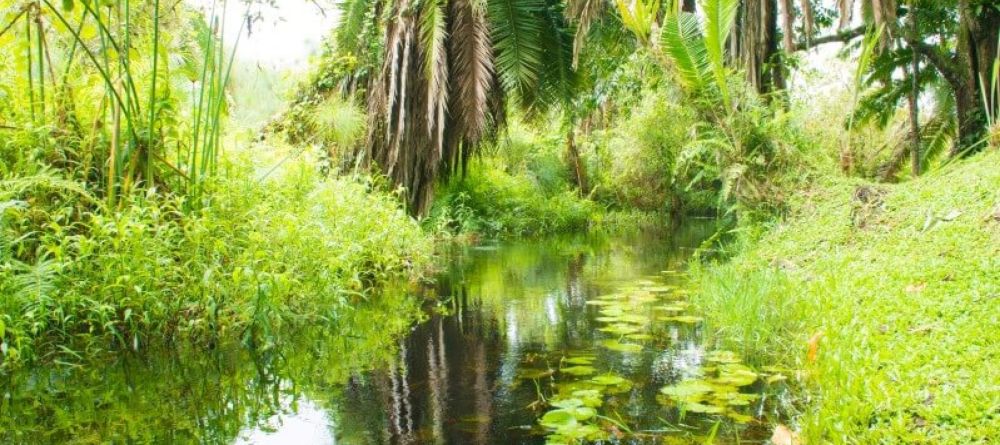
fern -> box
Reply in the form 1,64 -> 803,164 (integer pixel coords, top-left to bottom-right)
0,170 -> 96,203
11,257 -> 60,302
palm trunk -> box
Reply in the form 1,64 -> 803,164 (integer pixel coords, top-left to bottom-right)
566,127 -> 588,195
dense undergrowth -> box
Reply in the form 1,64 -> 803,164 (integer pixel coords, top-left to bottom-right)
691,149 -> 1000,443
0,157 -> 431,368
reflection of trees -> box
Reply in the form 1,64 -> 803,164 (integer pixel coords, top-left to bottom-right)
0,295 -> 419,445
2,223 -> 722,444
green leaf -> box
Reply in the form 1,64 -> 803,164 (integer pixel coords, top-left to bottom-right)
659,12 -> 709,93
700,0 -> 739,108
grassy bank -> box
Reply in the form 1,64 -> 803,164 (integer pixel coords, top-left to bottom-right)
0,158 -> 432,369
691,150 -> 1000,443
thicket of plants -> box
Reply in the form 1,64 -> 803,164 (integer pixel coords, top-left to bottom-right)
0,1 -> 431,369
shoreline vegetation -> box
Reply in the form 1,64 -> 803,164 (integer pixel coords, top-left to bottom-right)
2,0 -> 1000,442
691,150 -> 1000,443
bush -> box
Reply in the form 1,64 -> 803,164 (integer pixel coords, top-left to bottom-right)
428,158 -> 598,237
0,159 -> 432,368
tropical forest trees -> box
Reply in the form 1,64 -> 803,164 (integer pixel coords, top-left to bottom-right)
309,0 -> 999,215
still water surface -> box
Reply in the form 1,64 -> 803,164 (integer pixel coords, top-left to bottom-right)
2,222 -> 782,444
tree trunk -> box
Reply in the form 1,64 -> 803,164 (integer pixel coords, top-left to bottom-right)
907,2 -> 920,175
953,0 -> 1000,155
682,0 -> 696,13
780,0 -> 795,52
733,0 -> 784,95
566,127 -> 589,195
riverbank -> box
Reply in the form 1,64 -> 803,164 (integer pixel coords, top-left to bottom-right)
0,158 -> 433,369
691,149 -> 1000,443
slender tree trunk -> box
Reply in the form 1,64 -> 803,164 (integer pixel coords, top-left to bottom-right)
780,0 -> 795,52
566,127 -> 588,195
907,2 -> 920,175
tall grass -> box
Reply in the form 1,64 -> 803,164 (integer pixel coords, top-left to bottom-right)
1,0 -> 238,205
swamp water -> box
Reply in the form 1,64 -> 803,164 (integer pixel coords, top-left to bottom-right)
1,222 -> 788,444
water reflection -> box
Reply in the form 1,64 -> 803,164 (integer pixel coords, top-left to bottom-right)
2,221 -> 780,444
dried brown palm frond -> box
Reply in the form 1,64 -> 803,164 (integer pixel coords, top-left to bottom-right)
566,0 -> 604,67
361,0 -> 504,216
448,0 -> 495,144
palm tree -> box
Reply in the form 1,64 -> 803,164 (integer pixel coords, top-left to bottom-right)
335,0 -> 576,216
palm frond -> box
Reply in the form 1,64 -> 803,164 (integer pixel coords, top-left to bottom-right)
450,0 -> 495,142
11,256 -> 60,302
488,0 -> 546,100
535,0 -> 577,110
614,0 -> 660,44
659,11 -> 709,93
700,0 -> 738,107
420,0 -> 449,153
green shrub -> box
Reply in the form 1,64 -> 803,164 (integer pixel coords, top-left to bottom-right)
0,159 -> 432,368
428,158 -> 597,237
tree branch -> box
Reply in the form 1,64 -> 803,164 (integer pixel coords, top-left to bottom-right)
908,38 -> 962,89
795,25 -> 866,51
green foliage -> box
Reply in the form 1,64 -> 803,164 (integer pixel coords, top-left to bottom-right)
659,11 -> 710,94
428,157 -> 597,237
0,1 -> 236,205
691,150 -> 1000,443
0,158 -> 432,369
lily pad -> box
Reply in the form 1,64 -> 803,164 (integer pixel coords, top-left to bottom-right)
568,389 -> 603,407
660,379 -> 713,398
625,333 -> 654,340
590,373 -> 628,386
600,339 -> 643,353
560,365 -> 597,376
642,285 -> 674,293
519,368 -> 554,380
705,350 -> 742,364
563,356 -> 595,365
598,323 -> 641,335
716,364 -> 757,386
680,401 -> 725,414
539,409 -> 578,429
662,315 -> 704,324
615,314 -> 650,324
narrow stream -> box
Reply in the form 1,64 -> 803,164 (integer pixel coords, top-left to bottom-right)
1,221 -> 784,444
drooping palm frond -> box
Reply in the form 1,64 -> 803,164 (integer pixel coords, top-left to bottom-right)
700,0 -> 738,107
919,111 -> 956,168
449,0 -> 495,143
534,0 -> 577,111
659,11 -> 709,93
566,0 -> 605,67
420,0 -> 449,154
10,256 -> 59,302
488,0 -> 546,101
